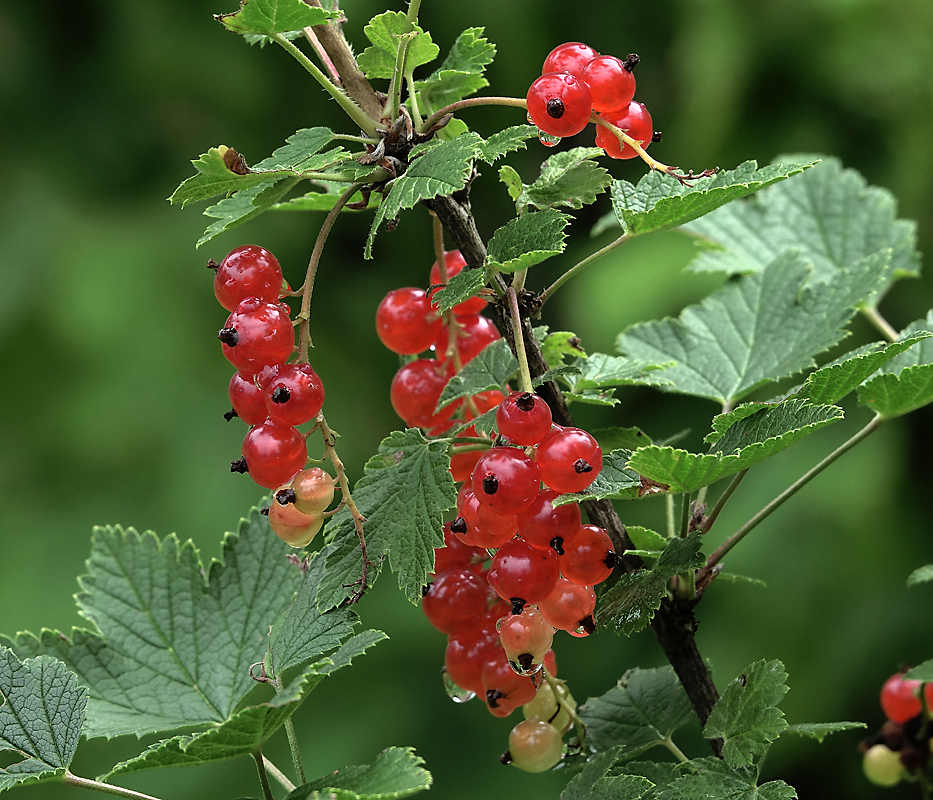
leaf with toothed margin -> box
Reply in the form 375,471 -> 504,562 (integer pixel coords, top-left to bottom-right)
215,0 -> 339,35
514,147 -> 612,211
284,747 -> 433,800
356,11 -> 439,79
486,208 -> 570,273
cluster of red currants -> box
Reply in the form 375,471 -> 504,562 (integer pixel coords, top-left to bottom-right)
861,670 -> 933,786
211,244 -> 333,546
526,41 -> 656,159
376,249 -> 504,434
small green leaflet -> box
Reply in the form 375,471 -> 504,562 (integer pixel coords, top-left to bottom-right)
858,314 -> 933,418
625,525 -> 668,556
198,176 -> 300,246
316,429 -> 457,608
476,126 -> 537,164
569,352 -> 673,392
365,133 -> 482,258
782,722 -> 865,743
628,399 -> 843,494
541,330 -> 587,368
578,666 -> 695,758
907,564 -> 933,588
597,534 -> 705,634
430,266 -> 487,313
685,155 -> 919,305
593,427 -> 653,452
283,747 -> 432,800
553,448 -> 646,505
438,338 -> 517,409
357,11 -> 438,79
511,147 -> 612,211
216,0 -> 339,36
657,758 -> 796,800
904,661 -> 933,682
560,748 -> 654,800
703,660 -> 789,767
617,249 -> 887,405
0,648 -> 86,791
486,208 -> 569,273
416,27 -> 496,111
608,160 -> 814,237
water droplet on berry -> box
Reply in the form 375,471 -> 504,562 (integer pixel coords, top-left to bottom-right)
442,670 -> 475,704
537,130 -> 561,147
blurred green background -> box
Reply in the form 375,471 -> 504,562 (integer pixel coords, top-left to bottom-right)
2,0 -> 933,797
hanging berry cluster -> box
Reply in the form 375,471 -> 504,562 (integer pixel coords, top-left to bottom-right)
211,244 -> 334,547
861,671 -> 933,787
526,41 -> 656,158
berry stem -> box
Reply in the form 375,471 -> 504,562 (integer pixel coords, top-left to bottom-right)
419,96 -> 529,135
272,33 -> 379,136
862,305 -> 900,343
540,669 -> 587,751
262,756 -> 296,792
538,233 -> 630,307
62,772 -> 163,800
251,750 -> 276,800
506,286 -> 534,394
297,182 -> 364,361
704,414 -> 885,571
275,677 -> 307,784
696,469 -> 748,534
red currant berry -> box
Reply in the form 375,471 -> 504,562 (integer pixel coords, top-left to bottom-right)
539,578 -> 596,635
264,363 -> 325,426
268,502 -> 323,548
595,101 -> 653,160
422,567 -> 490,635
228,370 -> 272,426
541,42 -> 599,77
375,287 -> 443,355
496,391 -> 553,446
505,718 -> 564,772
523,681 -> 577,733
212,245 -> 283,312
467,389 -> 506,418
535,426 -> 602,494
449,428 -> 485,483
240,419 -> 307,490
390,359 -> 454,429
488,539 -> 560,608
433,521 -> 487,577
455,488 -> 518,549
880,672 -> 933,723
435,314 -> 501,368
558,524 -> 615,586
429,250 -> 487,316
289,467 -> 336,514
580,54 -> 638,113
517,489 -> 582,554
482,646 -> 538,717
445,621 -> 501,697
219,298 -> 294,375
526,73 -> 593,138
497,606 -> 555,676
471,447 -> 541,516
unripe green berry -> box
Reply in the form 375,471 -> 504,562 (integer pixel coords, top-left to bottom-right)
505,717 -> 563,773
523,680 -> 576,733
863,743 -> 905,787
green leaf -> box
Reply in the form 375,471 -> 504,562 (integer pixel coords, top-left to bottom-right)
284,747 -> 432,800
629,399 -> 843,494
904,661 -> 933,682
216,0 -> 339,35
170,148 -> 284,208
357,11 -> 438,79
609,160 -> 814,237
198,176 -> 300,247
366,134 -> 482,258
571,352 -> 673,391
486,208 -> 570,273
593,427 -> 654,452
560,748 -> 654,800
578,666 -> 695,758
685,155 -> 919,305
626,526 -> 668,554
499,165 -> 523,203
317,429 -> 457,608
597,535 -> 705,634
552,448 -> 647,506
416,27 -> 496,110
438,338 -> 518,408
541,330 -> 587,368
617,249 -> 887,404
858,320 -> 933,418
657,758 -> 796,800
430,266 -> 488,313
782,722 -> 866,743
703,659 -> 789,767
3,508 -> 305,739
514,147 -> 612,211
273,186 -> 380,212
102,665 -> 326,778
477,126 -> 537,164
907,565 -> 933,588
0,648 -> 85,790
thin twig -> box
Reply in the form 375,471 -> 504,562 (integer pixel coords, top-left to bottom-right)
506,287 -> 533,393
696,469 -> 748,534
263,756 -> 297,792
252,751 -> 275,800
63,772 -> 162,800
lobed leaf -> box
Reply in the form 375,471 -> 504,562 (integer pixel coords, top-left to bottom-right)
438,338 -> 518,409
858,315 -> 933,418
617,249 -> 887,405
416,27 -> 496,111
514,147 -> 612,211
907,564 -> 933,588
198,176 -> 300,247
0,648 -> 86,791
476,125 -> 537,164
609,160 -> 814,237
782,722 -> 865,743
357,11 -> 438,79
540,330 -> 587,368
685,155 -> 919,306
486,208 -> 570,273
657,758 -> 796,800
703,660 -> 789,767
597,535 -> 705,634
316,429 -> 457,608
216,0 -> 339,36
560,747 -> 654,800
570,352 -> 673,392
284,747 -> 432,800
429,265 -> 488,314
904,661 -> 933,682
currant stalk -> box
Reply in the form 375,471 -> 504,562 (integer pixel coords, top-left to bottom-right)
540,668 -> 586,752
251,750 -> 275,800
63,772 -> 163,800
506,287 -> 533,394
538,233 -> 629,307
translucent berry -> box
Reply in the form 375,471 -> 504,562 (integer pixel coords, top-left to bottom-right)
212,244 -> 283,312
517,489 -> 582,554
449,427 -> 485,483
496,391 -> 553,445
429,250 -> 487,316
504,718 -> 564,772
436,314 -> 501,368
526,73 -> 593,138
268,502 -> 323,548
488,539 -> 560,607
421,568 -> 490,635
482,647 -> 539,717
375,287 -> 443,354
445,620 -> 501,697
535,426 -> 602,494
264,363 -> 325,426
558,524 -> 615,586
433,521 -> 487,576
580,54 -> 638,112
228,370 -> 271,425
539,578 -> 596,635
289,467 -> 336,514
523,681 -> 577,733
390,359 -> 455,429
454,488 -> 518,549
880,672 -> 933,723
541,42 -> 599,77
471,447 -> 542,516
595,101 -> 654,160
863,743 -> 905,787
219,298 -> 294,374
240,419 -> 307,490
497,606 -> 555,675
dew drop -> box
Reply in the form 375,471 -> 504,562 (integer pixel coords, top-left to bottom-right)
443,670 -> 476,704
537,130 -> 561,147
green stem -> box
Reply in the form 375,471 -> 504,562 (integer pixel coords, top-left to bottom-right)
406,71 -> 423,128
419,96 -> 528,134
297,183 -> 363,360
662,736 -> 691,764
252,751 -> 275,800
272,676 -> 307,784
862,304 -> 900,343
506,287 -> 533,393
384,32 -> 416,122
538,234 -> 629,307
705,415 -> 885,569
697,469 -> 748,534
593,115 -> 680,176
63,772 -> 162,800
665,492 -> 676,539
263,756 -> 297,792
679,491 -> 692,538
405,0 -> 423,25
273,34 -> 378,136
